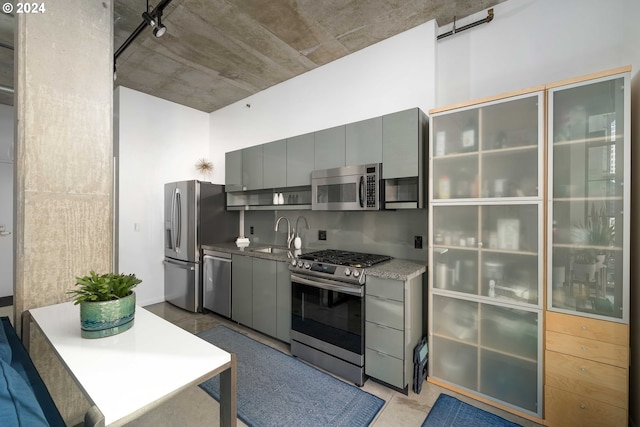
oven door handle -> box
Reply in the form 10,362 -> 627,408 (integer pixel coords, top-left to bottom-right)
291,273 -> 363,297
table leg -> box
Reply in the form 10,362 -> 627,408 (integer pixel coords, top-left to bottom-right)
21,311 -> 32,352
219,352 -> 237,427
84,405 -> 105,427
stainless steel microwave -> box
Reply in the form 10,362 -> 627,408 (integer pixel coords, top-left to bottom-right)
311,163 -> 382,211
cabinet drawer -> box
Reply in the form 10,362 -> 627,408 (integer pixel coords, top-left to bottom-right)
545,385 -> 627,427
366,277 -> 404,301
366,295 -> 403,329
365,348 -> 404,389
546,330 -> 628,368
546,311 -> 628,346
366,321 -> 403,359
545,351 -> 627,408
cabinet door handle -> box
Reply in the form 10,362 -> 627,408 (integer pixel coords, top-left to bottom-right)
580,367 -> 587,373
581,346 -> 587,351
581,325 -> 588,330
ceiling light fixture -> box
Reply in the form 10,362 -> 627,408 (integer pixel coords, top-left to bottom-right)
142,8 -> 166,38
114,0 -> 173,75
153,10 -> 167,38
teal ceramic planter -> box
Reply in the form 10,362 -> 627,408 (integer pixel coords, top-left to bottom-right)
80,292 -> 136,338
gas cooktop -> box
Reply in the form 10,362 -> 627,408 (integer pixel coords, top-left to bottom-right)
298,249 -> 391,268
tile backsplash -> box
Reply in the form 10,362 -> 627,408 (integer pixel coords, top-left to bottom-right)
243,209 -> 428,262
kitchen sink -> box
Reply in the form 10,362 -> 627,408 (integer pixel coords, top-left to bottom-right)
253,247 -> 291,255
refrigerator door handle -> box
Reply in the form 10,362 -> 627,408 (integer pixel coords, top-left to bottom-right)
163,258 -> 195,271
175,188 -> 182,251
170,188 -> 177,250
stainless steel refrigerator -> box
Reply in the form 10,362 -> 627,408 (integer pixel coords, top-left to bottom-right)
164,180 -> 237,312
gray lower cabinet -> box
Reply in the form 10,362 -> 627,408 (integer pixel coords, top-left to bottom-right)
275,261 -> 291,343
286,133 -> 315,187
232,254 -> 291,342
365,274 -> 423,391
382,108 -> 426,179
314,125 -> 345,170
225,149 -> 243,192
252,258 -> 277,337
263,139 -> 287,189
346,116 -> 383,166
231,254 -> 253,326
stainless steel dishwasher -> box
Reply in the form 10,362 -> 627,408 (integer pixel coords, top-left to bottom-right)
202,249 -> 232,317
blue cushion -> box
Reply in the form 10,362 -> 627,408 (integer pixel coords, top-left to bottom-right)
0,358 -> 50,426
0,318 -> 12,363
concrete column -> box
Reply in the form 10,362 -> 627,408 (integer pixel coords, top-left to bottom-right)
14,2 -> 114,423
14,2 -> 114,322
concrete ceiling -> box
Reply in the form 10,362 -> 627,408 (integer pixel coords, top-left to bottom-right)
0,0 -> 505,112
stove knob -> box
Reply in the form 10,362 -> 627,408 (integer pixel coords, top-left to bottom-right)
297,260 -> 304,268
304,262 -> 311,269
290,259 -> 297,267
344,268 -> 351,276
353,270 -> 361,278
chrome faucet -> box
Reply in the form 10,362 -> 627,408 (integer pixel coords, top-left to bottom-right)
275,216 -> 294,248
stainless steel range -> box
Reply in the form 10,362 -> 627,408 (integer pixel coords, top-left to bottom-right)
290,249 -> 391,386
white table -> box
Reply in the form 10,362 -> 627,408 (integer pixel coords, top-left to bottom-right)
23,302 -> 237,427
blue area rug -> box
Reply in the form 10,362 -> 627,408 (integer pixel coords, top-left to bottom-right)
197,325 -> 385,427
422,394 -> 522,427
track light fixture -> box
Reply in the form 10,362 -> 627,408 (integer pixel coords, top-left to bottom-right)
114,0 -> 173,78
153,10 -> 167,38
142,9 -> 167,38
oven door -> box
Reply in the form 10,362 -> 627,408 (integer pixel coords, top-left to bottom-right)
291,273 -> 364,356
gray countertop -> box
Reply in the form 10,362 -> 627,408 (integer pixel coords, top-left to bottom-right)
201,243 -> 426,281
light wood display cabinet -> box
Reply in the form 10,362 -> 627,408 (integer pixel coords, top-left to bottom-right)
428,66 -> 631,424
429,87 -> 545,419
545,67 -> 630,427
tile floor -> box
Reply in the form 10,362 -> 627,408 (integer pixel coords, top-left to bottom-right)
121,302 -> 544,427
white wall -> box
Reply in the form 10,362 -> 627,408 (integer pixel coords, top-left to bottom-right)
209,21 -> 437,181
116,86 -> 211,306
0,104 -> 13,298
436,0 -> 631,107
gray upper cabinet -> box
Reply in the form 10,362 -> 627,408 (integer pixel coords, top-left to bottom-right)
346,116 -> 383,166
242,144 -> 263,190
263,139 -> 287,189
286,133 -> 315,187
382,108 -> 425,179
314,125 -> 345,170
225,149 -> 243,192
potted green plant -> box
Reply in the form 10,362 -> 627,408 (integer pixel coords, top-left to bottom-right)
67,271 -> 142,338
571,205 -> 615,280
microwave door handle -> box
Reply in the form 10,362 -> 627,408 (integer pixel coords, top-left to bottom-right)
359,176 -> 364,208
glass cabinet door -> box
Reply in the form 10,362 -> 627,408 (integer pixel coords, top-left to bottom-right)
548,73 -> 630,321
433,204 -> 541,307
431,93 -> 542,201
